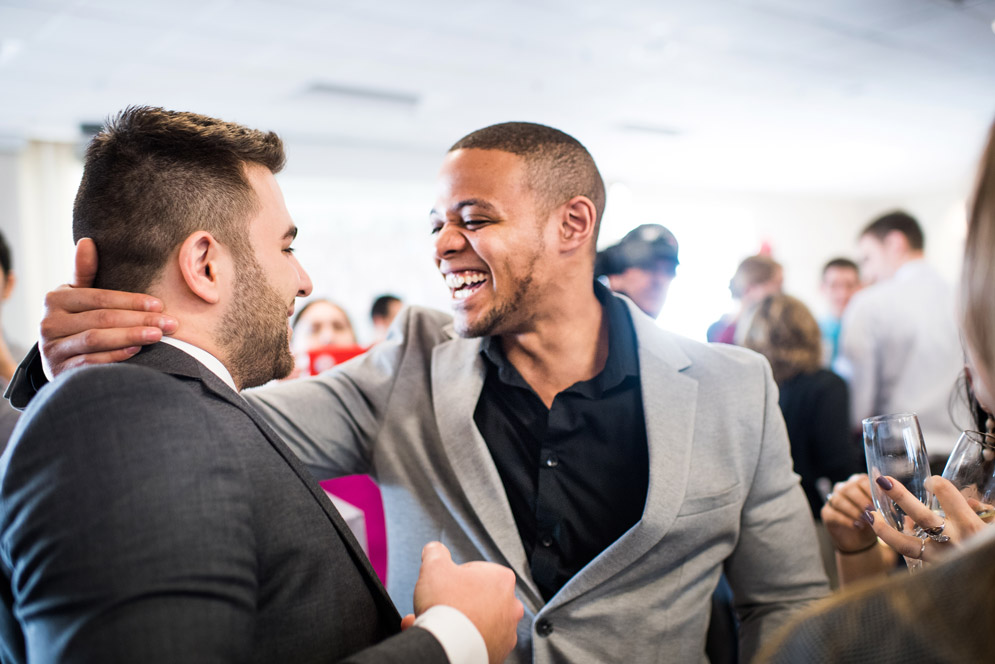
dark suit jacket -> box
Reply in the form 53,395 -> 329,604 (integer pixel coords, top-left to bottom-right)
0,343 -> 447,663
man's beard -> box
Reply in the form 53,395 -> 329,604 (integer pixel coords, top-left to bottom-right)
454,253 -> 540,339
217,254 -> 294,389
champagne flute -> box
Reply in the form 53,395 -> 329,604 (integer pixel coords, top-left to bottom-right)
941,430 -> 995,520
863,413 -> 933,571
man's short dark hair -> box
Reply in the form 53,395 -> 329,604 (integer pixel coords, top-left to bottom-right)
448,122 -> 606,243
370,294 -> 401,321
73,106 -> 285,293
860,210 -> 925,251
0,229 -> 11,278
821,257 -> 859,277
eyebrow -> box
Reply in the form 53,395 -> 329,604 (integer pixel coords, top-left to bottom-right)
429,199 -> 496,217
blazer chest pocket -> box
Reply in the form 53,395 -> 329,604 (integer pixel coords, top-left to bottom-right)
676,484 -> 741,517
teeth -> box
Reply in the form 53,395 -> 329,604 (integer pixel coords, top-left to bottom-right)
445,271 -> 487,290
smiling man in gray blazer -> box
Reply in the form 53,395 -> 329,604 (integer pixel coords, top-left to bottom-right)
15,121 -> 828,662
0,107 -> 523,664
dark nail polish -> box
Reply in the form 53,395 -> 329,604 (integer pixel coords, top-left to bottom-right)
853,519 -> 864,529
876,476 -> 894,490
862,510 -> 875,525
865,505 -> 874,512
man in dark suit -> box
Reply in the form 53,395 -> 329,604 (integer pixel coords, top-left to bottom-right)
0,107 -> 522,663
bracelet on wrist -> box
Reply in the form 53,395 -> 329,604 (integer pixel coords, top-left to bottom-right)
836,539 -> 880,555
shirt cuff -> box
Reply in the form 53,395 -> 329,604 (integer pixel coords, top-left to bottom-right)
413,605 -> 487,664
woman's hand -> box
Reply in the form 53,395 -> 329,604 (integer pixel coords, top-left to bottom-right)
822,474 -> 878,554
863,475 -> 989,563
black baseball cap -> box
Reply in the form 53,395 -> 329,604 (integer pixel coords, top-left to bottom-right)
595,224 -> 679,276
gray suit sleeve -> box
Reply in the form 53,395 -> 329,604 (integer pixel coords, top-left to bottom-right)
245,307 -> 444,481
723,357 -> 830,661
1,367 -> 260,662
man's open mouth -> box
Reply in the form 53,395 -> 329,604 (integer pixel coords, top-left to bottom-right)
445,270 -> 488,300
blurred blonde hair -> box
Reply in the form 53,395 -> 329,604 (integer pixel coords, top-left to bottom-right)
742,294 -> 822,384
962,120 -> 995,379
729,255 -> 781,299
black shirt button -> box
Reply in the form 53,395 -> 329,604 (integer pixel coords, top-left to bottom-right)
536,619 -> 553,637
540,534 -> 553,547
544,454 -> 559,468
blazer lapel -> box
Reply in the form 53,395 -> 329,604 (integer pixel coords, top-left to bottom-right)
545,297 -> 698,610
128,344 -> 399,620
430,327 -> 542,604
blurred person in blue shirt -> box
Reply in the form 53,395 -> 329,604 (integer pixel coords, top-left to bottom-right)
818,258 -> 860,367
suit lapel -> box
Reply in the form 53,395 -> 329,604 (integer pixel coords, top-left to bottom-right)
545,297 -> 698,610
430,328 -> 542,604
128,344 -> 399,620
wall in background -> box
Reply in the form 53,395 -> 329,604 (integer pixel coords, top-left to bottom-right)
0,142 -> 79,352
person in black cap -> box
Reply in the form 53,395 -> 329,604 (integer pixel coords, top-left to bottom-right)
595,224 -> 679,318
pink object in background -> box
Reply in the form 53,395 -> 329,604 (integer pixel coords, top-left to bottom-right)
320,475 -> 388,584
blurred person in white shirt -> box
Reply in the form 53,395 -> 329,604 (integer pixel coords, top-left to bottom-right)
836,211 -> 970,460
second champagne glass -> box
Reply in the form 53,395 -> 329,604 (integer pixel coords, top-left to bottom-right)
941,430 -> 995,519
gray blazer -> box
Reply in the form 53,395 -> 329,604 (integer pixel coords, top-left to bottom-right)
248,297 -> 830,663
0,343 -> 446,663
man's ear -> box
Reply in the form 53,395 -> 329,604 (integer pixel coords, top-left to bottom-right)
558,195 -> 598,254
1,271 -> 15,302
178,231 -> 227,304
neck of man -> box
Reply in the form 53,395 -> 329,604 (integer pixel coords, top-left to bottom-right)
499,283 -> 607,409
149,282 -> 238,388
888,249 -> 925,279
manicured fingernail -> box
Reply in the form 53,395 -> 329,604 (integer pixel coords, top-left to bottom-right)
865,505 -> 874,512
862,510 -> 875,525
875,476 -> 893,490
853,519 -> 864,529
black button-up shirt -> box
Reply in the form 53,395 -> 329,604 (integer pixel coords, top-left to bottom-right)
473,284 -> 649,601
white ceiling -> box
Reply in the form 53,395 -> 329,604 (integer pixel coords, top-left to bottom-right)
2,0 -> 995,195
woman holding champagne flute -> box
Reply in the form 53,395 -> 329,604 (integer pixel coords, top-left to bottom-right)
760,118 -> 995,661
821,389 -> 993,584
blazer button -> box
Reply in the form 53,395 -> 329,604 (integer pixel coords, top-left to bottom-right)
536,619 -> 554,637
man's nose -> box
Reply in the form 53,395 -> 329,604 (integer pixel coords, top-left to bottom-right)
433,223 -> 467,260
297,262 -> 314,298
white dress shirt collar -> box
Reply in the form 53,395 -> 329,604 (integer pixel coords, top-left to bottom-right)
158,337 -> 238,393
